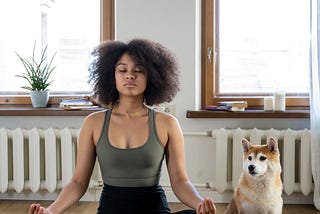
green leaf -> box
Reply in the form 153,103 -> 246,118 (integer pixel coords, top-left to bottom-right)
15,41 -> 56,91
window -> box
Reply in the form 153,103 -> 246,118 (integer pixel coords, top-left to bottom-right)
201,0 -> 310,109
0,0 -> 114,104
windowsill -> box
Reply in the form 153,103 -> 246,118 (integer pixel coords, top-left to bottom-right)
0,105 -> 105,116
0,105 -> 310,118
186,109 -> 310,118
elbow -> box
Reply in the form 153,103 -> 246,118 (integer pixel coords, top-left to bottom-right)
70,177 -> 90,194
170,177 -> 190,190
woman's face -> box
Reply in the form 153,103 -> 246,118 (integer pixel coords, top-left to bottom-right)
115,53 -> 147,98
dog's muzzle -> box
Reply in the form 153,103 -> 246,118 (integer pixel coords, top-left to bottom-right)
248,165 -> 256,175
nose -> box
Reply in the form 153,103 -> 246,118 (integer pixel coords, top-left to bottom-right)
126,72 -> 136,80
248,165 -> 255,172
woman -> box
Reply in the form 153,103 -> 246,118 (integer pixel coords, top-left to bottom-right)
29,39 -> 216,214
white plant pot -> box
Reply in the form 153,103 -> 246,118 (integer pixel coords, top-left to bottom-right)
30,90 -> 50,108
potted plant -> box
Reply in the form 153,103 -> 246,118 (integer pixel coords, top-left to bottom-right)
16,43 -> 56,108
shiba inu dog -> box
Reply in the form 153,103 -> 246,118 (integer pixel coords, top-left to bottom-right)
225,137 -> 283,214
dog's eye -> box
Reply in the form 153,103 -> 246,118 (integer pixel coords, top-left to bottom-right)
260,156 -> 267,161
248,156 -> 252,161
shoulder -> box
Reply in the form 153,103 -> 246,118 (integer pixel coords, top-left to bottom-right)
152,109 -> 182,147
83,109 -> 109,127
86,109 -> 108,119
154,108 -> 177,122
80,109 -> 109,144
153,109 -> 181,131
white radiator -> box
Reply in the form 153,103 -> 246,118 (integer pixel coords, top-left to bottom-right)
0,128 -> 100,193
0,127 -> 313,198
209,128 -> 313,196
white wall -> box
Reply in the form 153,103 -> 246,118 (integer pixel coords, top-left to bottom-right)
115,0 -> 198,122
0,0 -> 311,203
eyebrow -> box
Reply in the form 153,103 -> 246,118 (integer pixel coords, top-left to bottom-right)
116,62 -> 127,66
116,62 -> 143,67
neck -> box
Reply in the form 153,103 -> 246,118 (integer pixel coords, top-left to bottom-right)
113,100 -> 147,117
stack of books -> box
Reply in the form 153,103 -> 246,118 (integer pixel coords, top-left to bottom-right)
59,97 -> 98,110
205,101 -> 248,112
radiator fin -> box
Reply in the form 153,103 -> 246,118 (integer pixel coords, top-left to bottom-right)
44,128 -> 57,193
12,129 -> 24,193
28,128 -> 41,193
60,128 -> 76,186
0,128 -> 8,193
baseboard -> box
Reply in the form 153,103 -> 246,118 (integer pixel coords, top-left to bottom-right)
163,186 -> 314,205
0,186 -> 314,205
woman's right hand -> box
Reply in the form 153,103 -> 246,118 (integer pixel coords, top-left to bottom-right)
196,198 -> 216,214
29,203 -> 52,214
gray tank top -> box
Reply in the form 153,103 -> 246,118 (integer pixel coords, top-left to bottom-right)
96,108 -> 166,187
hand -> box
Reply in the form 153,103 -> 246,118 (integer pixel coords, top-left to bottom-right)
29,203 -> 52,214
196,198 -> 216,214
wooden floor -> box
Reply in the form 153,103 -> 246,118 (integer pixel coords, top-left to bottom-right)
0,200 -> 319,214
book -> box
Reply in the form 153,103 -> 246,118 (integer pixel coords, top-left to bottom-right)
216,101 -> 248,108
59,97 -> 98,110
205,106 -> 232,111
205,105 -> 246,112
205,101 -> 247,112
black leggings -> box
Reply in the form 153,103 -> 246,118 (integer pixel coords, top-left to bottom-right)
96,184 -> 196,214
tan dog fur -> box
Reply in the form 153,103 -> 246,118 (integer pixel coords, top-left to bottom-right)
225,138 -> 283,214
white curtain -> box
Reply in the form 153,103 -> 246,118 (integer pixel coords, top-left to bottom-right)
310,0 -> 320,210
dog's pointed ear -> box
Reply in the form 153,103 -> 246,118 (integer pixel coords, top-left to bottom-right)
242,138 -> 251,153
267,137 -> 279,153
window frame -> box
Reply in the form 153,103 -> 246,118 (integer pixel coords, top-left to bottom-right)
0,0 -> 115,105
201,0 -> 309,110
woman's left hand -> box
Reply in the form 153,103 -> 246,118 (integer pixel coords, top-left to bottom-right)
196,198 -> 216,214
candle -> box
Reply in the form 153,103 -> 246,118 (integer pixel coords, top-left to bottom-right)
264,96 -> 274,111
274,91 -> 286,111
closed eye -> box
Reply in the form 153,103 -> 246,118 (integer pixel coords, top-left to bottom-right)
135,66 -> 145,73
116,66 -> 126,72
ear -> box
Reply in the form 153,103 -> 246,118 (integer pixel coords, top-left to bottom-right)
242,138 -> 251,153
267,137 -> 279,153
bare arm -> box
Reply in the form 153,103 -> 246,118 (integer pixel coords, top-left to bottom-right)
164,115 -> 216,214
29,113 -> 99,214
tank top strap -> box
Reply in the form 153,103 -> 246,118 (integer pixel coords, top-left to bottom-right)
147,107 -> 162,147
100,109 -> 111,140
148,107 -> 156,137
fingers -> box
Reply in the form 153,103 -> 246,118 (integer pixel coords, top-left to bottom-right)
29,203 -> 49,214
196,198 -> 216,214
196,202 -> 202,214
205,198 -> 216,213
29,204 -> 39,214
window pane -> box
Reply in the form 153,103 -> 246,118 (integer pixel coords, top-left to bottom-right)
218,0 -> 310,95
0,0 -> 100,94
0,0 -> 40,93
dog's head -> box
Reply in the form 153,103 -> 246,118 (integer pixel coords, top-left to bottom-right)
242,137 -> 280,177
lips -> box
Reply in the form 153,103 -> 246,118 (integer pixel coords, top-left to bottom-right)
123,83 -> 136,87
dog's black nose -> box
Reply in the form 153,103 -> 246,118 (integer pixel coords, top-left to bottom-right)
248,165 -> 255,172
